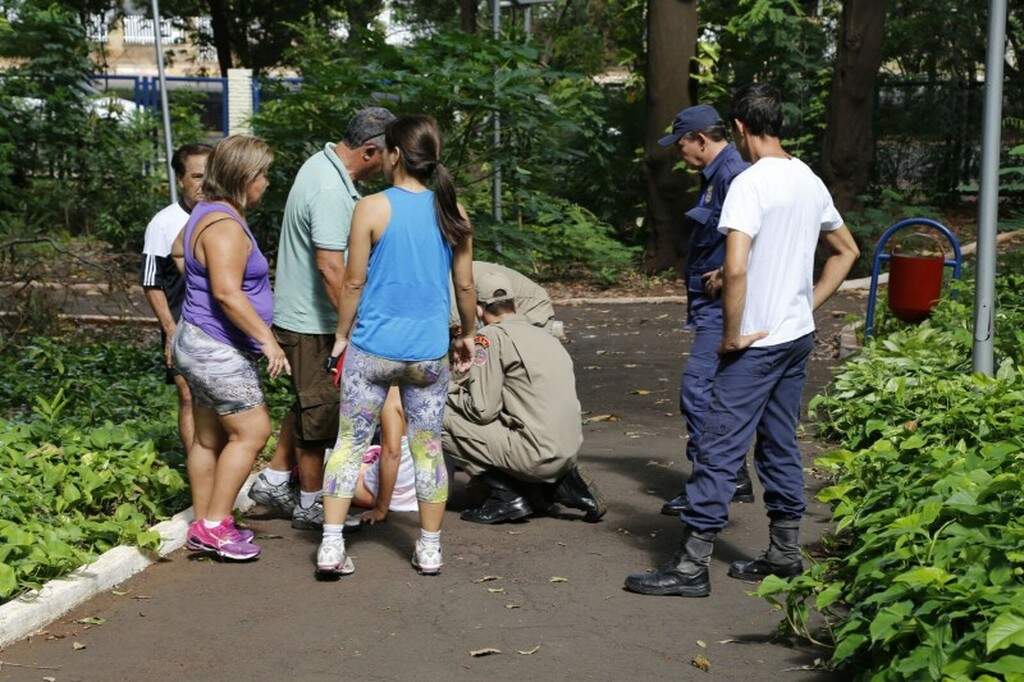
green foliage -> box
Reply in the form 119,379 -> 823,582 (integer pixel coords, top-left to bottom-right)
252,25 -> 637,281
695,0 -> 833,162
0,1 -> 207,248
760,264 -> 1024,678
0,337 -> 191,603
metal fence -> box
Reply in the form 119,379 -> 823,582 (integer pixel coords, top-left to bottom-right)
874,79 -> 1024,197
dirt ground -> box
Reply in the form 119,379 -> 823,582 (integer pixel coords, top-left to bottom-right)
0,296 -> 863,682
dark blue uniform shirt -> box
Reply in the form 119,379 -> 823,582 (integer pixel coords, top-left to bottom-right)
684,143 -> 749,295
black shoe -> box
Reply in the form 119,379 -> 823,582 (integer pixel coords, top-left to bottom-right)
460,495 -> 533,524
660,465 -> 753,515
733,462 -> 755,503
624,529 -> 715,598
624,564 -> 710,597
661,491 -> 691,516
727,557 -> 804,582
552,465 -> 606,522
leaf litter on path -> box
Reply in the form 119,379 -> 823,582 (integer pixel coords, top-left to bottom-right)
691,654 -> 711,672
473,575 -> 503,583
75,616 -> 105,626
549,576 -> 569,583
517,645 -> 541,655
469,648 -> 501,657
583,413 -> 619,424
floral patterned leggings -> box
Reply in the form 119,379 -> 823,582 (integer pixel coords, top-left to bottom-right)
324,345 -> 449,504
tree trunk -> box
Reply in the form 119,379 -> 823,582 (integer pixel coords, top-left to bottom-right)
642,0 -> 698,274
206,0 -> 234,77
344,0 -> 384,43
459,0 -> 478,33
822,0 -> 886,212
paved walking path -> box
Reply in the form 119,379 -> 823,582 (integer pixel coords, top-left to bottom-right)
0,299 -> 861,681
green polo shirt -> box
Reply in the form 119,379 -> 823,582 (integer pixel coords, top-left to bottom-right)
274,143 -> 360,335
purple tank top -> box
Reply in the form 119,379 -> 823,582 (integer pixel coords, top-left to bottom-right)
181,201 -> 273,355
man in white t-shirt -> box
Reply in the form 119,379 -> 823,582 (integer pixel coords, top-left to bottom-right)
625,84 -> 860,598
140,143 -> 212,454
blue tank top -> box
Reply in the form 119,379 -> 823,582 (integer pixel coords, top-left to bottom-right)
350,187 -> 454,361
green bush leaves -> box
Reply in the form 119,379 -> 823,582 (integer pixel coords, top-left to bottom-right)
759,262 -> 1024,679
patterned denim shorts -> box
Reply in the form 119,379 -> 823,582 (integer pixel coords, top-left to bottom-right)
172,321 -> 265,416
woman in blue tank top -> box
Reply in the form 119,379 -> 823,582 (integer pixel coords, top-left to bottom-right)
317,115 -> 477,577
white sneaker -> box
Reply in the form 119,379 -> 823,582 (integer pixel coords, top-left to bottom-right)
411,540 -> 443,575
316,535 -> 354,575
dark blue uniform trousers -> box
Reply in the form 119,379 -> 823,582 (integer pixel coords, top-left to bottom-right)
679,299 -> 722,463
681,333 -> 814,533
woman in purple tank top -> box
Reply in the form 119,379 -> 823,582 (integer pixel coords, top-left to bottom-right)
171,135 -> 290,562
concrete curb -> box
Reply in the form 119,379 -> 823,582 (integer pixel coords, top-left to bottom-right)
553,295 -> 685,306
0,474 -> 257,650
839,320 -> 864,360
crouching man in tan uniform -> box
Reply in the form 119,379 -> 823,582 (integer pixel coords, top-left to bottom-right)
448,261 -> 564,339
443,270 -> 605,524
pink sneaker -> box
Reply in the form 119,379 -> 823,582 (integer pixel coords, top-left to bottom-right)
186,519 -> 255,550
186,519 -> 261,560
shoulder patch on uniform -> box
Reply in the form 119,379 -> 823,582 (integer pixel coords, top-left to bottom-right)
473,345 -> 489,366
474,334 -> 490,349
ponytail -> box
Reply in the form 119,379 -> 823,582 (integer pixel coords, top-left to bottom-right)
385,115 -> 473,247
433,162 -> 471,246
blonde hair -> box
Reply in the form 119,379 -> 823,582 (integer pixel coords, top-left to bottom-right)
201,135 -> 273,210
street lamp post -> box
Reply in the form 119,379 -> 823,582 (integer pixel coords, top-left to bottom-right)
150,0 -> 177,205
972,0 -> 1008,375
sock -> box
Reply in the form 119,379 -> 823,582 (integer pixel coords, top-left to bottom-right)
322,524 -> 344,542
263,468 -> 291,486
419,529 -> 441,549
300,490 -> 320,509
202,518 -> 222,529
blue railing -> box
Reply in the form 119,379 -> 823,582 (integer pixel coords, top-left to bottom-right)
90,73 -> 229,136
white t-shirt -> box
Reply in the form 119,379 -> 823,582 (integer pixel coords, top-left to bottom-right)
362,436 -> 418,512
141,202 -> 189,286
717,157 -> 843,348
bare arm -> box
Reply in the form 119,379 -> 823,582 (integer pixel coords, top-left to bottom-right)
450,204 -> 476,373
199,216 -> 289,377
143,288 -> 176,336
719,229 -> 767,354
813,225 -> 860,310
315,248 -> 346,311
365,386 -> 404,523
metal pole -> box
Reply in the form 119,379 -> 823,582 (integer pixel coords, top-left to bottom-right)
972,0 -> 1007,375
524,5 -> 532,38
151,0 -> 177,205
491,0 -> 502,226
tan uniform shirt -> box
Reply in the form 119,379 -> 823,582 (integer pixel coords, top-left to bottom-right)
447,315 -> 582,478
449,262 -> 556,329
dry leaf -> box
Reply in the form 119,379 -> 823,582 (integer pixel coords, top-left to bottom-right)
549,576 -> 569,583
43,677 -> 56,682
72,641 -> 86,651
517,645 -> 541,655
691,654 -> 711,672
630,389 -> 652,395
473,575 -> 503,583
697,640 -> 707,648
623,363 -> 639,368
132,595 -> 152,600
903,419 -> 919,432
487,587 -> 506,594
656,313 -> 669,319
505,603 -> 521,609
506,530 -> 523,536
556,541 -> 567,547
111,589 -> 128,596
76,616 -> 106,626
469,648 -> 502,657
583,414 -> 619,424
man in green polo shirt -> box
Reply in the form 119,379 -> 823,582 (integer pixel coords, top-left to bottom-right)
249,107 -> 395,530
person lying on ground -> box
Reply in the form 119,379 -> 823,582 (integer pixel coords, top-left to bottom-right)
174,135 -> 290,563
443,270 -> 606,525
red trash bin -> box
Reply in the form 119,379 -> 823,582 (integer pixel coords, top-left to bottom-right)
887,245 -> 945,323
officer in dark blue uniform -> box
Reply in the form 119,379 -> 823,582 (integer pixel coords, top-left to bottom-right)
656,104 -> 754,517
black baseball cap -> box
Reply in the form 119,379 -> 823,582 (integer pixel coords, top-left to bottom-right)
657,104 -> 723,147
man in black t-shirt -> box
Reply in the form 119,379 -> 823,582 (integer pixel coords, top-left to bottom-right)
140,143 -> 211,453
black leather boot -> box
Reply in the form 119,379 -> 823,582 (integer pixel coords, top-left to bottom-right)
733,460 -> 755,503
728,518 -> 804,581
661,460 -> 756,515
460,471 -> 533,524
552,465 -> 606,522
624,529 -> 714,597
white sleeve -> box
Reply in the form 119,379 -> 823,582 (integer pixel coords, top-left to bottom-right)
717,174 -> 761,238
819,180 -> 844,232
141,214 -> 165,256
